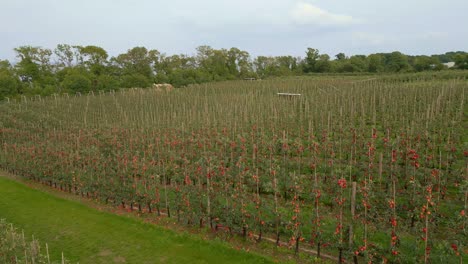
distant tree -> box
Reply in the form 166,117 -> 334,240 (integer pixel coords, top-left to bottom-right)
335,53 -> 346,61
95,75 -> 120,91
227,47 -> 253,78
0,61 -> 20,100
154,54 -> 199,84
253,56 -> 268,77
335,55 -> 366,73
121,73 -> 151,88
2,44 -> 468,99
367,54 -> 384,72
337,62 -> 356,73
196,45 -> 215,77
413,56 -> 442,71
112,47 -> 159,80
276,56 -> 298,75
443,51 -> 467,63
254,56 -> 282,77
154,54 -> 172,77
0,60 -> 12,71
454,54 -> 468,69
349,55 -> 368,72
195,46 -> 239,80
315,54 -> 332,73
54,44 -> 81,68
77,45 -> 109,75
62,72 -> 92,93
213,49 -> 233,80
169,68 -> 208,87
386,51 -> 411,72
14,46 -> 53,84
304,48 -> 320,73
153,54 -> 171,83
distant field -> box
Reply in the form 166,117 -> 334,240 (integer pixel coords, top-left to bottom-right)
0,75 -> 467,262
0,176 -> 273,264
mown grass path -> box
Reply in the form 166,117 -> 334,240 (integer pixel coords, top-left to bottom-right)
0,176 -> 273,264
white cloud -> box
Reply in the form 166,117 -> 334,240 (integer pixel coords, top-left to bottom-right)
420,31 -> 448,40
290,2 -> 356,26
351,32 -> 392,46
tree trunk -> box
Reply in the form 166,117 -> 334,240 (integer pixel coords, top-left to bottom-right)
295,236 -> 300,255
257,227 -> 262,242
317,242 -> 321,259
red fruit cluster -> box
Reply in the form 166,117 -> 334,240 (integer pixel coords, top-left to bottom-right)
408,149 -> 420,168
334,223 -> 342,235
354,245 -> 366,256
392,150 -> 397,163
451,244 -> 460,256
337,178 -> 347,188
390,231 -> 398,246
335,197 -> 346,206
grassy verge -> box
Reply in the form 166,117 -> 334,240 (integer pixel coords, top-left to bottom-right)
0,176 -> 273,264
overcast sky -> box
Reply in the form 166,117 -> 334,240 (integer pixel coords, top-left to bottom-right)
1,0 -> 467,61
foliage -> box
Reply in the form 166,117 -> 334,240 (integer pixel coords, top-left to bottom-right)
0,72 -> 20,100
454,54 -> 468,70
62,72 -> 92,93
120,73 -> 151,88
0,44 -> 466,101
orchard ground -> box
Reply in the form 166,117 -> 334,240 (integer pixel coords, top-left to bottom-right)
0,174 -> 290,264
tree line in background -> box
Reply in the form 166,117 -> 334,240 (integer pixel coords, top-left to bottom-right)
0,44 -> 467,100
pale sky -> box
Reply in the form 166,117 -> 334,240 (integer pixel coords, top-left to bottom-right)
1,0 -> 467,61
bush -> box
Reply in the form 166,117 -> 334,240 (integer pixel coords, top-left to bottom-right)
0,72 -> 20,100
62,73 -> 92,93
95,75 -> 120,91
121,73 -> 151,88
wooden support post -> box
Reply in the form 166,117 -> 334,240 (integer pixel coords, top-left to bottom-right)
351,182 -> 357,217
379,153 -> 383,189
349,181 -> 357,248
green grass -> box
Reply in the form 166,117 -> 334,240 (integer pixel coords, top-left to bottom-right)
0,176 -> 273,264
